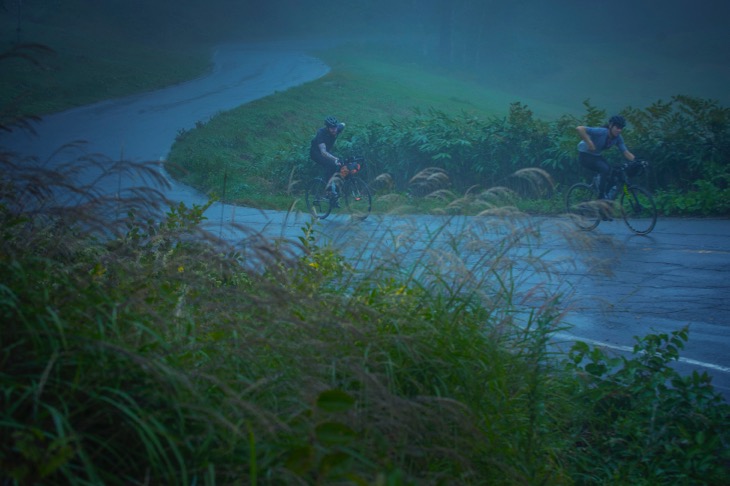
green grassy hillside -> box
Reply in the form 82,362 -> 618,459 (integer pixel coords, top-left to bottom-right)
0,0 -> 262,117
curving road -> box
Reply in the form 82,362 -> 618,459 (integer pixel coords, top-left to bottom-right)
3,41 -> 729,399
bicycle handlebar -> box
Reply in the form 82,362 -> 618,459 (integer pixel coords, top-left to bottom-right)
339,155 -> 365,178
613,159 -> 649,182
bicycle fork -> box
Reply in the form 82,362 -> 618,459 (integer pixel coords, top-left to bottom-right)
624,186 -> 644,212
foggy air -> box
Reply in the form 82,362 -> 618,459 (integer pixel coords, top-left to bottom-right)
3,0 -> 729,111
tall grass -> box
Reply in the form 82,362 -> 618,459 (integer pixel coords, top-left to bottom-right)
2,120 -> 729,483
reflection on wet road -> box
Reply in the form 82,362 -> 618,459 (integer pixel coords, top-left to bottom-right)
304,213 -> 730,399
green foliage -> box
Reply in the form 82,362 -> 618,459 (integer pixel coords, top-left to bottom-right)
580,99 -> 608,127
654,178 -> 730,216
2,155 -> 729,483
167,66 -> 730,216
620,95 -> 730,216
565,328 -> 730,484
625,95 -> 730,191
541,114 -> 580,176
279,389 -> 366,483
364,103 -> 551,194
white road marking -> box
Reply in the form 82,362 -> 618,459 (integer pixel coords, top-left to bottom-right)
556,333 -> 730,374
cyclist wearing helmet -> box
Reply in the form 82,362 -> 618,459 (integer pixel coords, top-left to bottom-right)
310,115 -> 346,196
576,115 -> 637,199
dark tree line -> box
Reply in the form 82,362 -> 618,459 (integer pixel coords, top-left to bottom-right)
6,1 -> 726,75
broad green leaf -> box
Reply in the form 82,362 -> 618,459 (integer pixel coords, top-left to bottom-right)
315,422 -> 357,446
316,389 -> 355,413
285,445 -> 315,474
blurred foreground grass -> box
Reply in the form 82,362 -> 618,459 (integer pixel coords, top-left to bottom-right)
2,149 -> 728,484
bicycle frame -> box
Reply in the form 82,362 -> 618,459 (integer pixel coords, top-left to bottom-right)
305,155 -> 372,220
566,161 -> 657,235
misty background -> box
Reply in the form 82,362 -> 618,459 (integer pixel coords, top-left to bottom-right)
2,0 -> 729,116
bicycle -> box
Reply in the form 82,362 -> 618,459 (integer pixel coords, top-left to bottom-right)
565,160 -> 657,235
305,155 -> 372,220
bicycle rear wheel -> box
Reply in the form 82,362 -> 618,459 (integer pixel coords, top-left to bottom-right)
620,185 -> 657,235
343,177 -> 372,220
305,178 -> 333,219
566,182 -> 601,231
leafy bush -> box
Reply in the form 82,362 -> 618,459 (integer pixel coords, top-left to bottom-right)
3,143 -> 729,483
565,328 -> 730,484
170,89 -> 730,216
362,103 -> 552,194
655,179 -> 730,216
626,96 -> 730,192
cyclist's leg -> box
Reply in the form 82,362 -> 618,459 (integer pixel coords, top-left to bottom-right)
578,152 -> 610,197
305,177 -> 333,219
314,156 -> 340,197
326,170 -> 340,195
328,172 -> 341,208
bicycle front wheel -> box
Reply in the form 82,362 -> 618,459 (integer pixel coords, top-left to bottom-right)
620,185 -> 657,235
566,182 -> 601,231
343,177 -> 372,220
305,178 -> 332,220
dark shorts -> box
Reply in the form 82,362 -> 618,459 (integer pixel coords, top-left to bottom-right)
578,152 -> 609,174
311,154 -> 339,181
578,152 -> 610,194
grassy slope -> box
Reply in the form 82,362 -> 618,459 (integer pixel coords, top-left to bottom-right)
313,44 -> 577,120
167,43 -> 578,209
0,2 -> 233,117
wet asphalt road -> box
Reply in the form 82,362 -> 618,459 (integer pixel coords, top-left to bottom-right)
554,217 -> 730,397
3,42 -> 729,399
314,213 -> 730,400
3,41 -> 331,203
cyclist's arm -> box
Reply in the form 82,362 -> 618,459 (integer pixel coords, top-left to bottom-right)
616,136 -> 635,161
318,143 -> 339,164
576,126 -> 596,152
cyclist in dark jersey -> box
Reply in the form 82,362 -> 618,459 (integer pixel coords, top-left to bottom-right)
576,115 -> 637,199
310,116 -> 346,196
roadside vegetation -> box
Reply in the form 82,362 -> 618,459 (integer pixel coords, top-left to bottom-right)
3,139 -> 729,484
2,3 -> 729,484
167,46 -> 730,218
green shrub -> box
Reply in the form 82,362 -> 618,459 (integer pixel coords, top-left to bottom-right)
564,328 -> 730,484
2,156 -> 729,482
655,176 -> 730,216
